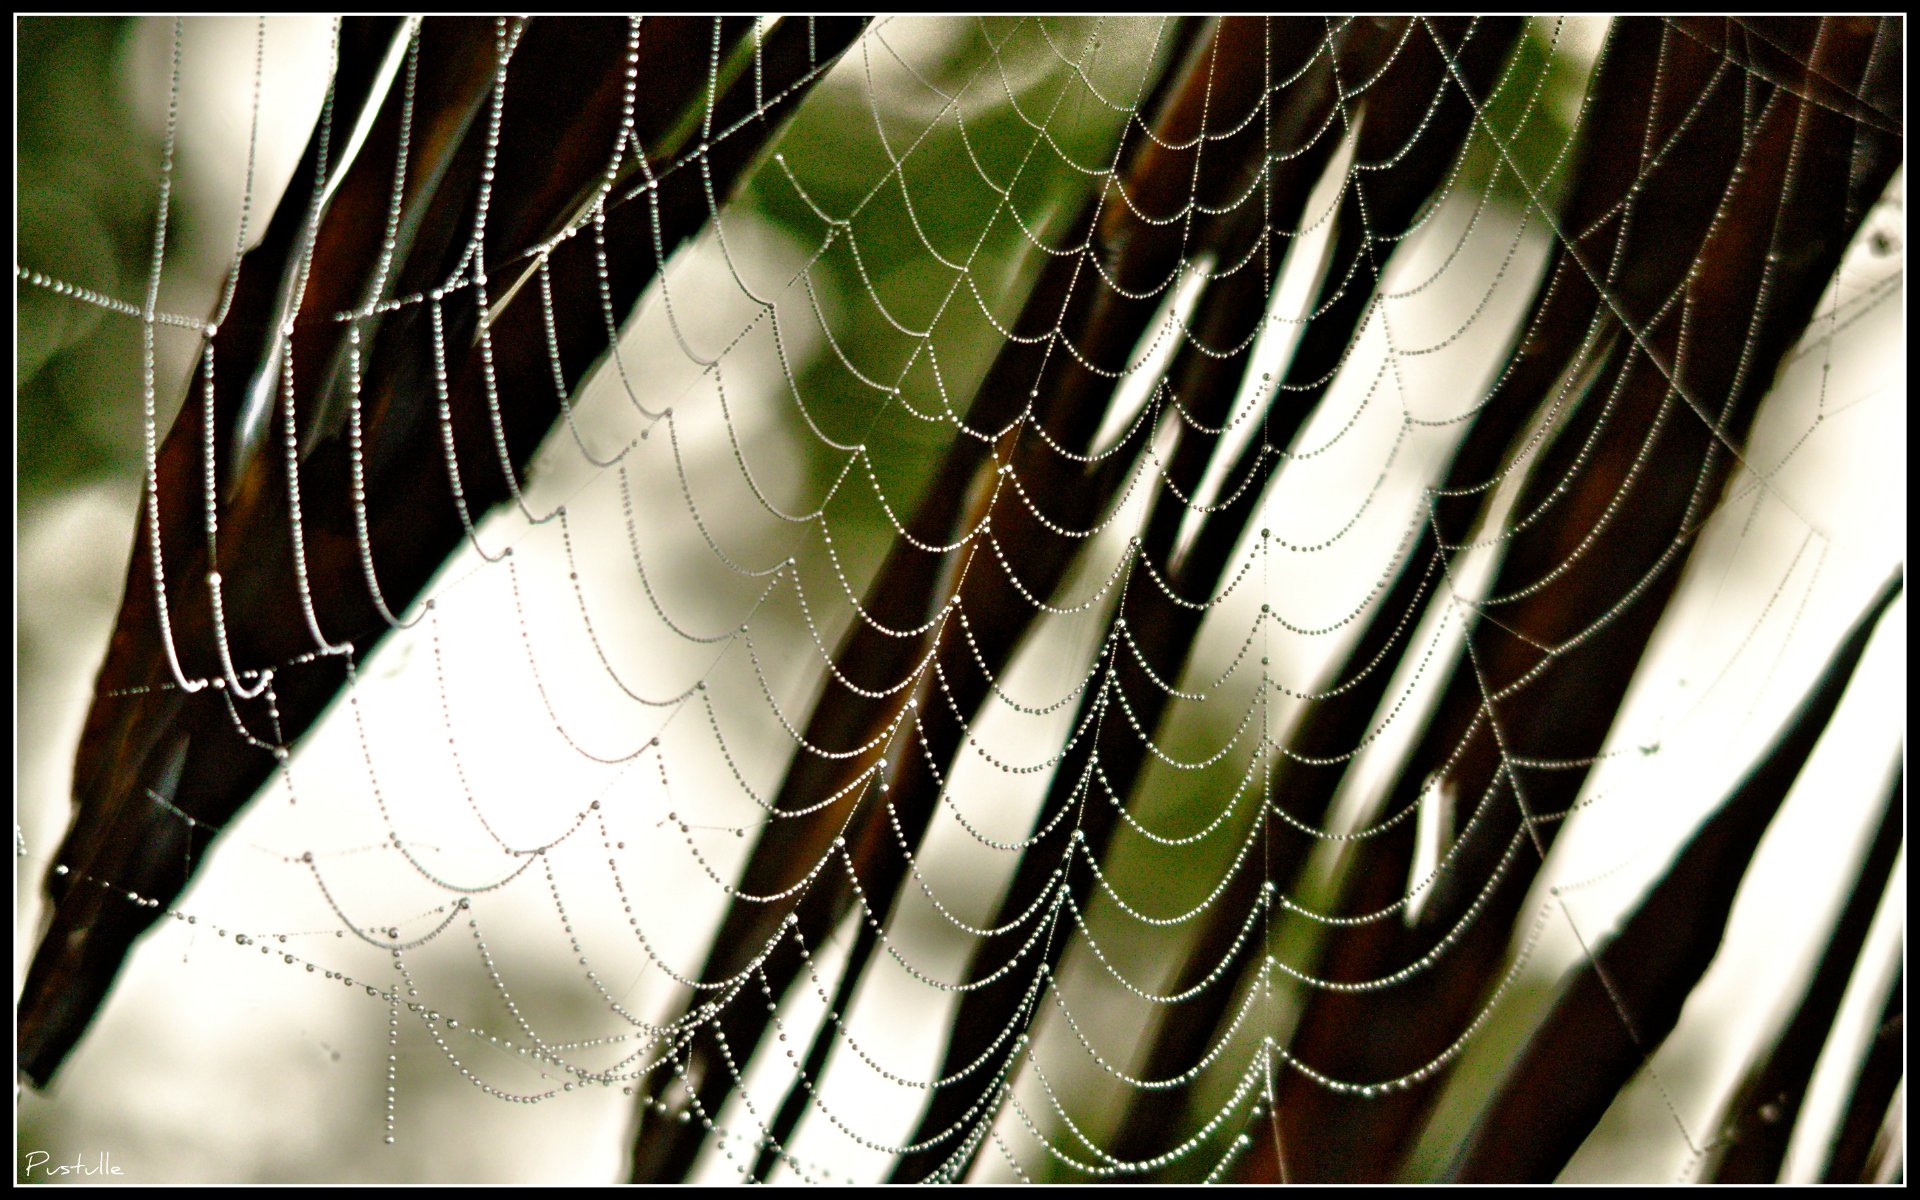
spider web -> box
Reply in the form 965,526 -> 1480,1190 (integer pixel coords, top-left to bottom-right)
14,16 -> 1906,1185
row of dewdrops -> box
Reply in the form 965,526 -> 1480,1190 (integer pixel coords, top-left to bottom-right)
34,839 -> 1300,1180
33,853 -> 845,1178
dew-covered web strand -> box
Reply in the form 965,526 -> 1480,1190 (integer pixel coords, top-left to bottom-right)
668,18 -> 1536,1175
529,23 -> 1182,1144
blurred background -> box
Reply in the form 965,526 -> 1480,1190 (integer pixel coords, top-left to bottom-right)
16,17 -> 1905,1184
